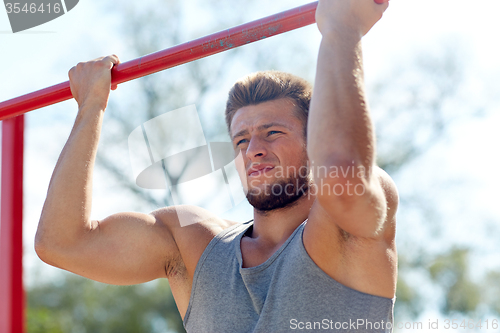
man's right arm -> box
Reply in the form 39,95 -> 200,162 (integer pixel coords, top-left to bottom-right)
34,56 -> 198,285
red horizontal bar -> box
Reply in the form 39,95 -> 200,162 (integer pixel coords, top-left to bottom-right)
0,1 -> 318,121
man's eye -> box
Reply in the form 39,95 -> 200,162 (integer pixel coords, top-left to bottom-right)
268,130 -> 281,136
236,139 -> 248,146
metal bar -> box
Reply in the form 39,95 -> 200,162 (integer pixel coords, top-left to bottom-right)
0,115 -> 25,333
0,1 -> 318,121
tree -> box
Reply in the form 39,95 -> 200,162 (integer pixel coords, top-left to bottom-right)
28,273 -> 183,333
371,44 -> 500,321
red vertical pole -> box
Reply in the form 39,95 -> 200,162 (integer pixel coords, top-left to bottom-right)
0,115 -> 25,333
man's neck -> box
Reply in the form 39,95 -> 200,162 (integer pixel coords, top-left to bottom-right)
249,195 -> 315,246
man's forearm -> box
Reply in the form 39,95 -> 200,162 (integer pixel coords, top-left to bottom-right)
36,106 -> 104,252
307,32 -> 375,176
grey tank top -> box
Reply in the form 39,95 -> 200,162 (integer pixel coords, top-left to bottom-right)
183,220 -> 394,332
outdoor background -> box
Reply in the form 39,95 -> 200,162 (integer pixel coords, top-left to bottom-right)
1,0 -> 500,332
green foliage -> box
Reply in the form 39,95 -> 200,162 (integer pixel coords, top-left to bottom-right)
429,247 -> 481,315
483,271 -> 500,315
394,255 -> 423,319
27,308 -> 65,333
27,273 -> 185,333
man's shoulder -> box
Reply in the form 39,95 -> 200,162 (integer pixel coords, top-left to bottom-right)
151,204 -> 239,230
151,205 -> 242,259
151,205 -> 242,278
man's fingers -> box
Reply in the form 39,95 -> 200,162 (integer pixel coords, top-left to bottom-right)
86,54 -> 120,69
105,54 -> 121,66
374,0 -> 389,12
67,54 -> 121,108
108,55 -> 120,91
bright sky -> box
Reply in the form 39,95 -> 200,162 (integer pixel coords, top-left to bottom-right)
1,0 -> 500,329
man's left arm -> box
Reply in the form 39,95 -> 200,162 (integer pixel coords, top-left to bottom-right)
307,0 -> 397,241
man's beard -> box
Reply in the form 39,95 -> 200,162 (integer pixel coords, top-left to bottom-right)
246,166 -> 312,212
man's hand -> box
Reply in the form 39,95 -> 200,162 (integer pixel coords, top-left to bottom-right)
68,54 -> 120,111
316,0 -> 389,38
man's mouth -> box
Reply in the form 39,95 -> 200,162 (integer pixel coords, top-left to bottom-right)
248,165 -> 275,177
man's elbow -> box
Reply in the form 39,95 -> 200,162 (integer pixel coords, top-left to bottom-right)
34,239 -> 54,268
34,229 -> 55,265
34,225 -> 68,267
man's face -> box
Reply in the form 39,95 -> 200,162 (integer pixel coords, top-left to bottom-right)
230,98 -> 311,211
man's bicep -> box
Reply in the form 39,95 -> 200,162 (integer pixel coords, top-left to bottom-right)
49,210 -> 180,285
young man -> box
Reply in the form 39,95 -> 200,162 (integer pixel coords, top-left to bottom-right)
36,0 -> 397,332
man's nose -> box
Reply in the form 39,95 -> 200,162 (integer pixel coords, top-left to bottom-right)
245,137 -> 267,160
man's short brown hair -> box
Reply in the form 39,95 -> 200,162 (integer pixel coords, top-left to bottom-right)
225,71 -> 312,137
